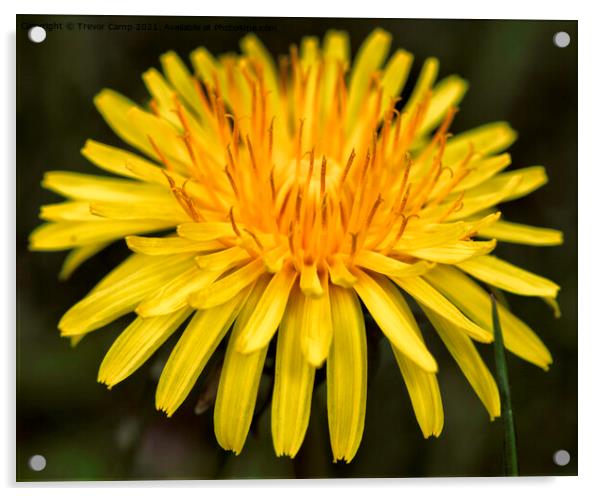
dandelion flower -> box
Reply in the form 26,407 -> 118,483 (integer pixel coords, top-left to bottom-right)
30,28 -> 563,462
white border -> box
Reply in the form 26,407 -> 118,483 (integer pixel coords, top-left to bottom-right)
3,0 -> 598,494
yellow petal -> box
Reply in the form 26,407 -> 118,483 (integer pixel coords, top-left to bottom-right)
466,166 -> 548,203
214,275 -> 272,454
40,201 -> 99,222
458,255 -> 559,298
352,270 -> 437,372
321,30 -> 350,121
271,288 -> 316,457
69,335 -> 84,347
327,286 -> 367,462
98,307 -> 192,388
378,49 -> 413,117
393,276 -> 491,343
94,88 -> 159,160
421,305 -> 500,420
126,235 -> 223,255
327,255 -> 357,288
417,75 -> 468,136
30,219 -> 175,251
431,175 -> 522,221
299,263 -> 323,297
346,28 -> 391,128
354,251 -> 434,278
424,265 -> 552,369
59,243 -> 108,281
160,51 -> 204,117
402,57 -> 439,120
195,247 -> 251,272
91,253 -> 159,295
42,171 -> 169,203
142,68 -> 181,129
190,46 -> 221,84
298,277 -> 333,367
136,266 -> 220,317
91,253 -> 151,292
542,296 -> 562,319
385,220 -> 468,252
239,34 -> 280,103
81,139 -> 160,180
323,30 -> 349,65
443,122 -> 517,166
177,222 -> 235,242
391,343 -> 443,437
406,239 -> 497,264
94,89 -> 157,158
235,264 -> 297,354
262,245 -> 289,273
190,48 -> 233,120
156,286 -> 252,417
477,219 -> 563,246
239,34 -> 285,129
300,36 -> 319,67
452,153 -> 512,192
126,107 -> 191,171
59,254 -> 195,336
123,154 -> 188,186
188,258 -> 266,309
90,200 -> 188,222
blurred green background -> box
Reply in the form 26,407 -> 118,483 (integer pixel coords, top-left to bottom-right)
16,16 -> 577,480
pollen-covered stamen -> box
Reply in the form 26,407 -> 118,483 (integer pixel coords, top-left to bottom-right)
228,207 -> 263,258
428,144 -> 475,205
227,114 -> 241,161
382,213 -> 420,254
242,228 -> 264,251
224,164 -> 240,201
397,93 -> 430,152
161,171 -> 203,222
430,167 -> 471,206
355,194 -> 384,252
381,98 -> 400,148
407,136 -> 448,214
157,44 -> 486,282
210,85 -> 231,148
339,149 -> 356,186
437,191 -> 465,222
269,167 -> 276,202
148,136 -> 175,171
192,77 -> 210,112
415,105 -> 457,168
320,155 -> 327,198
349,232 -> 359,259
228,207 -> 242,237
295,119 -> 305,180
344,151 -> 371,235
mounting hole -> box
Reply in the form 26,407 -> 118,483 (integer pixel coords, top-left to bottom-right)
28,454 -> 47,471
553,31 -> 570,48
553,449 -> 570,466
28,26 -> 47,44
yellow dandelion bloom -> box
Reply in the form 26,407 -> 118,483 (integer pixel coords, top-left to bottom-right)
30,28 -> 563,462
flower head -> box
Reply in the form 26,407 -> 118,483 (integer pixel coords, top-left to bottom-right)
30,28 -> 562,462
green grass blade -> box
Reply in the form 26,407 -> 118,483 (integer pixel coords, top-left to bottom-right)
491,294 -> 519,476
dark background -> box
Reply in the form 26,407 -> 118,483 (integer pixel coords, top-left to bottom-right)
16,16 -> 577,480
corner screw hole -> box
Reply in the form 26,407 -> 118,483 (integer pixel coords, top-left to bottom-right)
553,32 -> 570,48
28,454 -> 46,471
28,26 -> 47,44
553,449 -> 570,466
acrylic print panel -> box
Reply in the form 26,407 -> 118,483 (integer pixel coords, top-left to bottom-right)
16,15 -> 577,481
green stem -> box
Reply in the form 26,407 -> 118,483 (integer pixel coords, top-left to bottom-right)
491,294 -> 519,476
